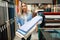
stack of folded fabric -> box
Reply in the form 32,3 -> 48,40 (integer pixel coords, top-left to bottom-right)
16,16 -> 42,38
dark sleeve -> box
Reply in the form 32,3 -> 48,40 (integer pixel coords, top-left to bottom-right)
40,14 -> 45,28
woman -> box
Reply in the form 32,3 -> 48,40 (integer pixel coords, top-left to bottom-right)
16,3 -> 32,40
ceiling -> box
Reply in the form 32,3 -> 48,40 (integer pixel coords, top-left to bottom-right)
21,0 -> 52,4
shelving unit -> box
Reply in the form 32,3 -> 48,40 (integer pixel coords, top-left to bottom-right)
0,1 -> 11,40
0,0 -> 16,40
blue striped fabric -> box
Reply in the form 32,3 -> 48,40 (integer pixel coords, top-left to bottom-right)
16,16 -> 42,36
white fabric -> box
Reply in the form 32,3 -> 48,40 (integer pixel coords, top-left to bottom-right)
20,16 -> 42,32
16,16 -> 42,38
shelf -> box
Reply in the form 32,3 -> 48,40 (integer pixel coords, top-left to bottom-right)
44,12 -> 60,15
45,20 -> 60,23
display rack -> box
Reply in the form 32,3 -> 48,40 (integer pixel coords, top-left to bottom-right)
0,1 -> 11,40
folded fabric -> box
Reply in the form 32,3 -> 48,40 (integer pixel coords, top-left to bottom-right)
16,16 -> 42,38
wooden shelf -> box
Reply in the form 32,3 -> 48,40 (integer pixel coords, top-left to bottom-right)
44,12 -> 60,15
44,26 -> 60,28
45,20 -> 60,23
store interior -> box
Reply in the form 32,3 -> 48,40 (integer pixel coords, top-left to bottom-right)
0,0 -> 60,40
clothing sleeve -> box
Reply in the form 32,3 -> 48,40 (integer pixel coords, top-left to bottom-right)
17,23 -> 21,28
16,18 -> 19,24
27,13 -> 32,21
16,17 -> 21,28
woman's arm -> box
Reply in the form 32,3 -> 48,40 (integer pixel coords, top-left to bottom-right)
16,17 -> 21,28
27,12 -> 33,21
